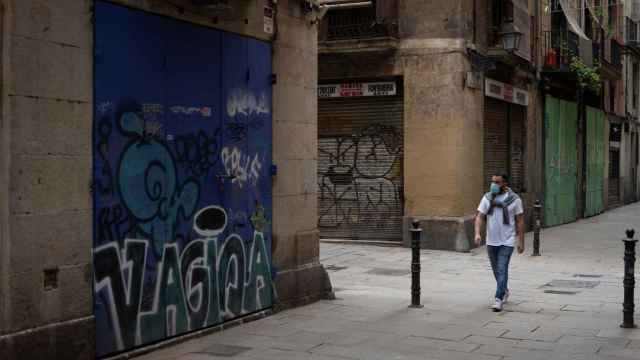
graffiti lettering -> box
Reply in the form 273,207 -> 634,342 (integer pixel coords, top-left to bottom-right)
95,118 -> 116,195
94,220 -> 271,351
174,129 -> 222,177
98,101 -> 114,114
226,89 -> 269,117
97,204 -> 132,245
221,147 -> 262,189
170,106 -> 212,117
142,103 -> 164,117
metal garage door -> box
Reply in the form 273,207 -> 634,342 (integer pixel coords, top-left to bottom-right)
585,106 -> 605,217
544,96 -> 578,226
318,95 -> 404,240
93,2 -> 273,356
483,98 -> 526,192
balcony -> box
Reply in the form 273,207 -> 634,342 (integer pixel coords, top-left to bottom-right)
319,1 -> 398,54
542,29 -> 580,72
325,7 -> 394,41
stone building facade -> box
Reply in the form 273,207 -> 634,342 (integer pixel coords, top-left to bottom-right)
317,0 -> 640,248
317,0 -> 541,250
0,0 -> 330,358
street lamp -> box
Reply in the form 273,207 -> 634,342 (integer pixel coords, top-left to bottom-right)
500,22 -> 523,53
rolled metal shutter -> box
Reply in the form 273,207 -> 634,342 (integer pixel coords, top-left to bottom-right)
318,95 -> 404,240
484,98 -> 509,190
483,98 -> 526,192
509,104 -> 526,193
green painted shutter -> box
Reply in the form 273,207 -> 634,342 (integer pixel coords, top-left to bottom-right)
585,106 -> 605,217
544,96 -> 578,227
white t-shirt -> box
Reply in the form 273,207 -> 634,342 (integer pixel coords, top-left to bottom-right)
477,192 -> 524,247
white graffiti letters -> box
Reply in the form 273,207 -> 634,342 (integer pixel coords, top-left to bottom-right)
221,147 -> 262,188
226,89 -> 270,117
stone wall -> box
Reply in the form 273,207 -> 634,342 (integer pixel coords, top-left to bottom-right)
0,0 -> 330,358
270,0 -> 332,309
318,1 -> 488,251
402,48 -> 483,217
0,1 -> 95,358
400,44 -> 484,251
399,0 -> 471,40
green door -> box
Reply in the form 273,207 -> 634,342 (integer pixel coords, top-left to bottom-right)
585,106 -> 605,217
544,96 -> 578,226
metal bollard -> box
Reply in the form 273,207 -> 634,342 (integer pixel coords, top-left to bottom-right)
621,229 -> 638,329
409,220 -> 424,308
532,200 -> 542,256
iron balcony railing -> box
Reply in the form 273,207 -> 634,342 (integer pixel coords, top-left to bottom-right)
542,29 -> 580,71
325,6 -> 397,41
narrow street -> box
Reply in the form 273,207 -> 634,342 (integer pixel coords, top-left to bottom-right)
136,204 -> 640,360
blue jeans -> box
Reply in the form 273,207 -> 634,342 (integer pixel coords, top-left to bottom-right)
487,245 -> 514,301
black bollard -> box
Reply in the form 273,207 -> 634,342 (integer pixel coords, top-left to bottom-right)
532,200 -> 542,256
621,229 -> 637,329
409,220 -> 424,308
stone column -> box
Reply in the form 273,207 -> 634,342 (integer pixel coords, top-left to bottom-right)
400,40 -> 484,251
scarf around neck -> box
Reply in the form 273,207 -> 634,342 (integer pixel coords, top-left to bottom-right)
484,188 -> 519,225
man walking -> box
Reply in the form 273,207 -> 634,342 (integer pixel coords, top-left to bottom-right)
474,174 -> 525,312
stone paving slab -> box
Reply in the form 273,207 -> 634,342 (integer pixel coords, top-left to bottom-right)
137,203 -> 640,360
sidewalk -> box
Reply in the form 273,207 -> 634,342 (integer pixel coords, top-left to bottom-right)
136,204 -> 640,360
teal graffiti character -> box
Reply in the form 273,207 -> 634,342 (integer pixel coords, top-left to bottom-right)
118,112 -> 200,256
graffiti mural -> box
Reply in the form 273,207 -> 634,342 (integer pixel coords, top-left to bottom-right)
93,205 -> 271,351
318,124 -> 403,240
94,2 -> 273,356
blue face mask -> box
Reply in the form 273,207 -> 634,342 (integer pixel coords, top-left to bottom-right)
490,183 -> 501,194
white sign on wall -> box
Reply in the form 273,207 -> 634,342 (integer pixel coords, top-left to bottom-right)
263,2 -> 274,34
318,82 -> 397,98
485,78 -> 529,106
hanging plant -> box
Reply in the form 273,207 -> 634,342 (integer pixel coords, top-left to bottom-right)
594,7 -> 604,21
570,57 -> 601,93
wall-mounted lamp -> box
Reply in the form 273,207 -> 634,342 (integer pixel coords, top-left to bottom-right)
500,22 -> 523,54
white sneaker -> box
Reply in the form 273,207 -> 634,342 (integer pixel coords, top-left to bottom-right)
502,289 -> 510,304
492,298 -> 503,312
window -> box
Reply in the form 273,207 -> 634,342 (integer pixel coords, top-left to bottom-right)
609,0 -> 616,29
492,0 -> 503,28
490,0 -> 514,46
503,0 -> 514,22
585,9 -> 593,39
610,82 -> 616,113
627,17 -> 635,43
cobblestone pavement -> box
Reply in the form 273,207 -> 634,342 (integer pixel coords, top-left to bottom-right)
137,204 -> 640,360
